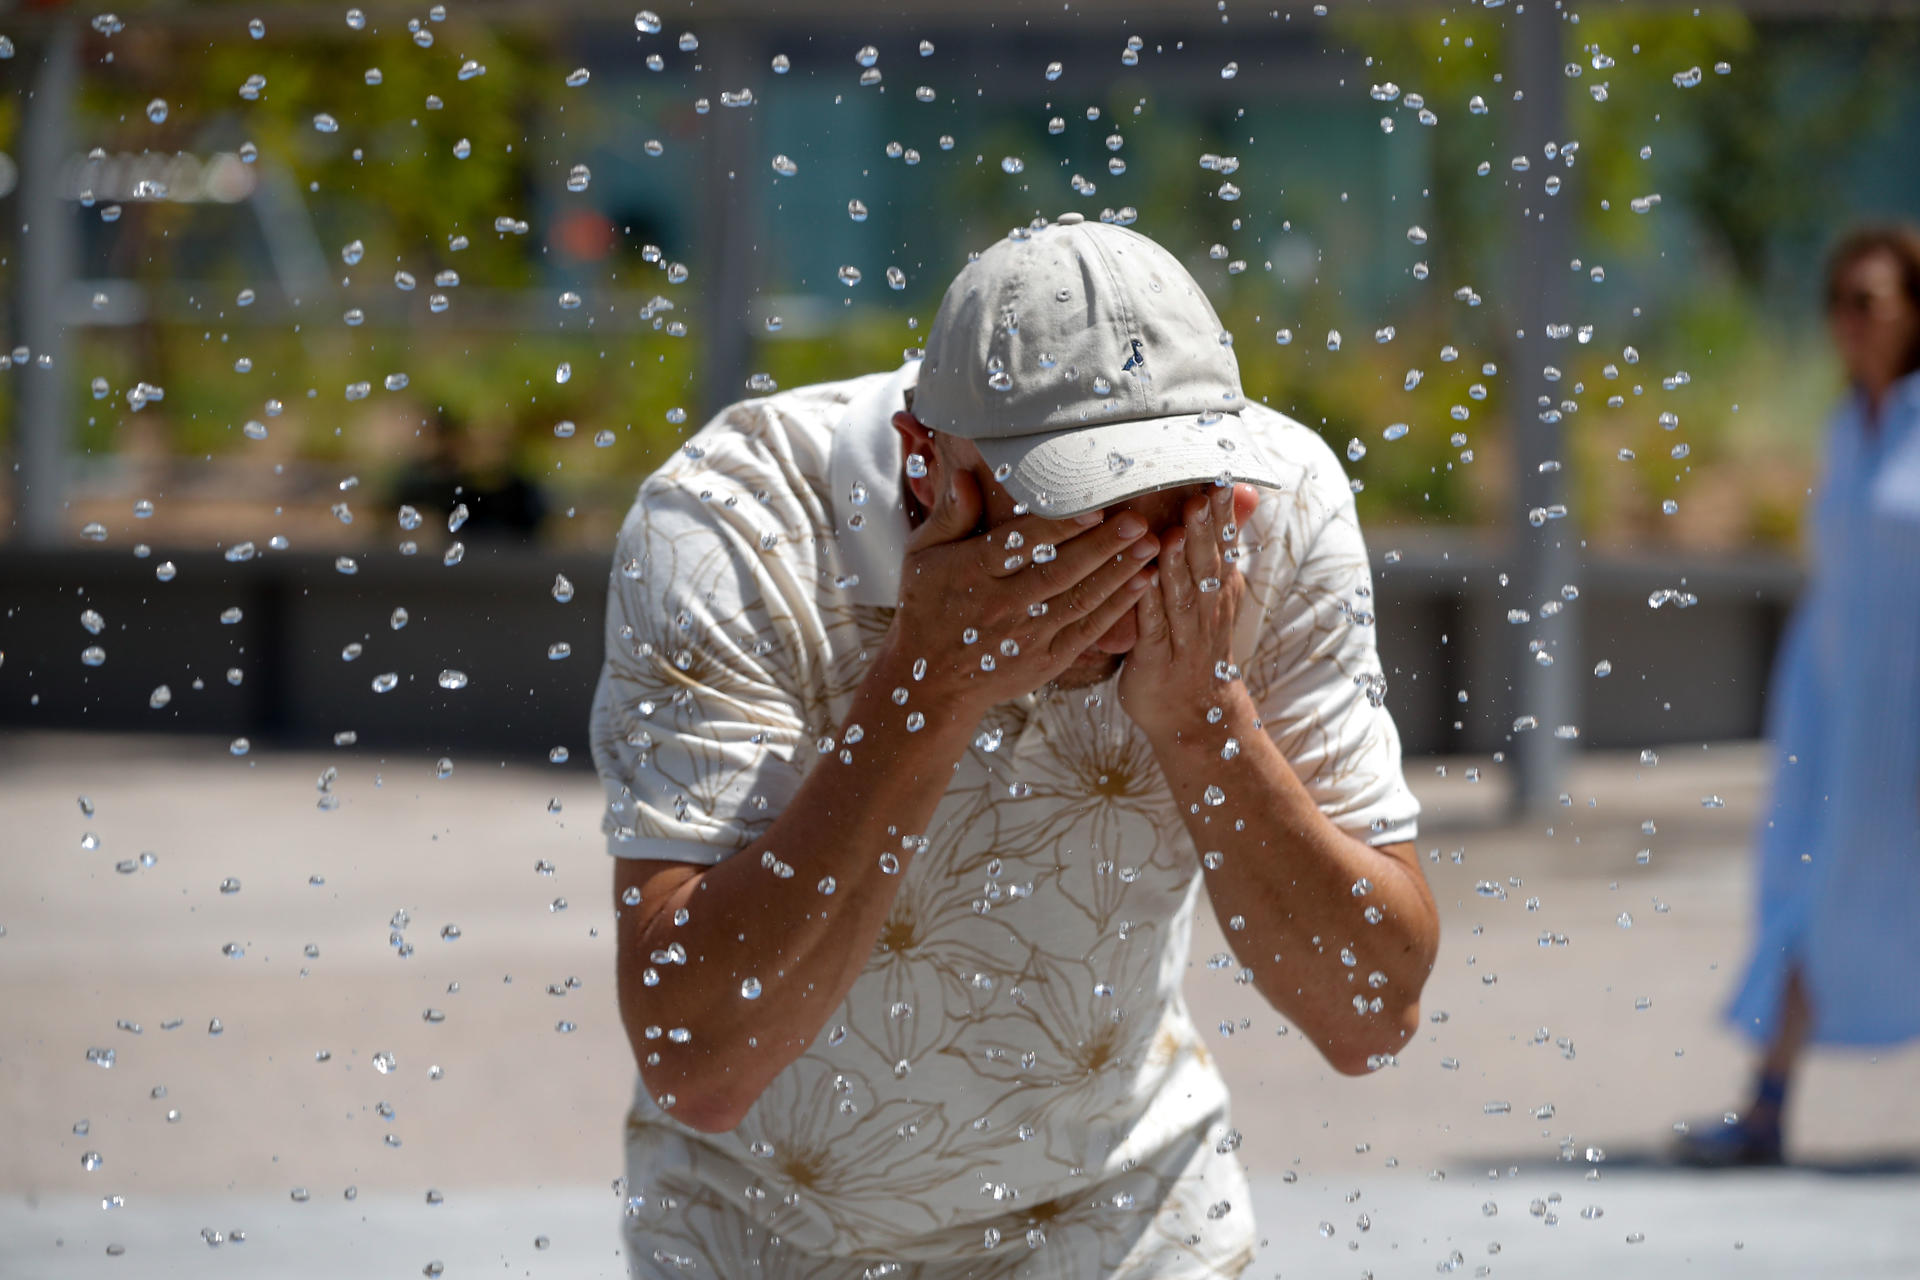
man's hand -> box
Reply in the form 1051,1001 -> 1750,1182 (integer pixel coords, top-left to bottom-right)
891,466 -> 1159,720
1118,482 -> 1261,741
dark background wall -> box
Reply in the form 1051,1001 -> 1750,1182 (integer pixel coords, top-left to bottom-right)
0,543 -> 1799,762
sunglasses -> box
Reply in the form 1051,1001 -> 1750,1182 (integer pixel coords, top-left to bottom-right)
1828,287 -> 1907,316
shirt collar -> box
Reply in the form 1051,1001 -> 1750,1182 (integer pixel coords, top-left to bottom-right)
1892,366 -> 1920,416
827,359 -> 921,609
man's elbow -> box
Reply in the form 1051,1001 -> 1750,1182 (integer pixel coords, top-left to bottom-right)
1327,1045 -> 1388,1078
1327,1002 -> 1423,1077
635,1060 -> 754,1135
658,1094 -> 750,1136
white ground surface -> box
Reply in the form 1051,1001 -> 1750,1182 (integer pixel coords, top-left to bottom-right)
3,733 -> 1917,1276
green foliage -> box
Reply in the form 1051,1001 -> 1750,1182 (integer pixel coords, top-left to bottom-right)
20,9 -> 1908,554
177,27 -> 555,287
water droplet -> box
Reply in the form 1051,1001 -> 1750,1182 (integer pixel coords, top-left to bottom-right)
372,672 -> 399,694
552,573 -> 575,603
740,977 -> 762,999
771,154 -> 798,177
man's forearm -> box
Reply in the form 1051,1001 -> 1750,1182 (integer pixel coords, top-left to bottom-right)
1145,681 -> 1439,1073
616,637 -> 980,1129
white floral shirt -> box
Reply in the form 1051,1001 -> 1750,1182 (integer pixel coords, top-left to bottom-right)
590,361 -> 1419,1279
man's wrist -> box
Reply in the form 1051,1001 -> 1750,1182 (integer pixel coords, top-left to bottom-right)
1138,678 -> 1260,758
863,630 -> 988,740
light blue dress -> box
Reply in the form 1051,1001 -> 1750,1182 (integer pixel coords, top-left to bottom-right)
1725,366 -> 1920,1048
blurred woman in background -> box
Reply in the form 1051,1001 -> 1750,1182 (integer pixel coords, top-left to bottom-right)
392,406 -> 548,545
1680,225 -> 1920,1166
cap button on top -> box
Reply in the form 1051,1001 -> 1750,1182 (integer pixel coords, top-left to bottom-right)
1054,212 -> 1085,225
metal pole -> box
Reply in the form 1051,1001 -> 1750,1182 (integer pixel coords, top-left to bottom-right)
696,28 -> 760,418
1504,3 -> 1581,817
14,20 -> 80,546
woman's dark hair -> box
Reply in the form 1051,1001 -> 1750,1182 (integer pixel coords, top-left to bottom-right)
1824,224 -> 1920,377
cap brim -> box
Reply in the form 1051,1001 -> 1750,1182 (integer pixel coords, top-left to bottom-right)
970,410 -> 1286,518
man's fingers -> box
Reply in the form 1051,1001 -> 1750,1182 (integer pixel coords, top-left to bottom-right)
981,506 -> 1118,579
1024,512 -> 1153,594
1045,532 -> 1158,627
1161,528 -> 1197,617
1185,491 -> 1224,587
1049,563 -> 1153,664
1134,567 -> 1171,648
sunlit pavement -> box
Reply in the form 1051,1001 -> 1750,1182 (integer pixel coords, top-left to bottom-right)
4,733 -> 1918,1276
6,1170 -> 1917,1279
5,1168 -> 1919,1279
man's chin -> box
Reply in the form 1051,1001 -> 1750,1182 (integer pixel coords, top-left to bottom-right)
1048,652 -> 1124,690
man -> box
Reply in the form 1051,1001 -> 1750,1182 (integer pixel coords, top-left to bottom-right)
591,212 -> 1440,1279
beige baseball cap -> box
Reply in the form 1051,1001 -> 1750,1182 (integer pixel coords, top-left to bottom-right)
912,213 -> 1286,518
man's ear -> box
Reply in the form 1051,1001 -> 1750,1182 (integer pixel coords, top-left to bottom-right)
891,411 -> 940,514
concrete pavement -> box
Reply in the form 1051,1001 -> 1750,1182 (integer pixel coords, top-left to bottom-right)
7,1168 -> 1920,1279
3,732 -> 1917,1275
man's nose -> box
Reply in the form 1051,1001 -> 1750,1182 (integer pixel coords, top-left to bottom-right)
1104,501 -> 1181,536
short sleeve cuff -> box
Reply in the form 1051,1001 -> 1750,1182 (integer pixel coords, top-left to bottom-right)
604,832 -> 738,865
1360,813 -> 1419,847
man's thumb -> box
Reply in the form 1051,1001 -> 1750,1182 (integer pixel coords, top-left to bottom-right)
923,465 -> 982,543
1231,482 -> 1261,528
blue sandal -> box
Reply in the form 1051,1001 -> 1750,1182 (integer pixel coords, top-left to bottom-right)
1672,1111 -> 1784,1167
